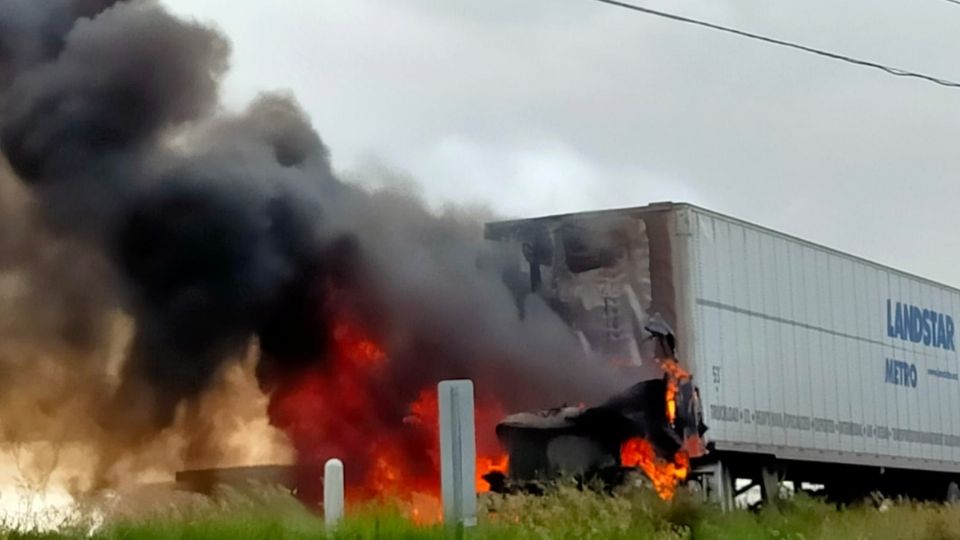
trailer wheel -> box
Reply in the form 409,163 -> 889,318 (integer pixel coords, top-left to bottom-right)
947,481 -> 960,504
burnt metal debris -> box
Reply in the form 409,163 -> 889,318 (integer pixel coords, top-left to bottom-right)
487,313 -> 707,493
489,377 -> 704,491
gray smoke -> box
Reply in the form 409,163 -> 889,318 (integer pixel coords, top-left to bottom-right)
0,0 -> 122,88
0,0 -> 621,445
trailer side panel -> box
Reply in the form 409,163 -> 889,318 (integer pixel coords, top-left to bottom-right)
686,206 -> 960,471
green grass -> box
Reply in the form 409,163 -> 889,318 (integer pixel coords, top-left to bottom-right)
4,482 -> 960,540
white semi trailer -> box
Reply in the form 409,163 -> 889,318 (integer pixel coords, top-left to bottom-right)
486,202 -> 960,506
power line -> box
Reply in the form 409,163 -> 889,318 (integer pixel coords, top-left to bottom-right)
942,0 -> 960,6
588,0 -> 960,89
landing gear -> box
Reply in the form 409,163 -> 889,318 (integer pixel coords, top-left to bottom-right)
692,456 -> 785,511
691,459 -> 734,510
946,481 -> 960,504
759,465 -> 783,504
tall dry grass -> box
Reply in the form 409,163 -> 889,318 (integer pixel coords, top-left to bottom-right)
3,479 -> 960,539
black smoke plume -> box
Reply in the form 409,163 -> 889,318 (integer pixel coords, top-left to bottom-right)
0,0 -> 621,454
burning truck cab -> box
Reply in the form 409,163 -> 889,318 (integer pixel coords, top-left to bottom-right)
485,205 -> 709,497
490,366 -> 706,498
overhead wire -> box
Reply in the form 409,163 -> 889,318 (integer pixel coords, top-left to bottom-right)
587,0 -> 960,89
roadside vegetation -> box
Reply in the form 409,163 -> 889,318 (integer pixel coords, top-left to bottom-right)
2,482 -> 960,540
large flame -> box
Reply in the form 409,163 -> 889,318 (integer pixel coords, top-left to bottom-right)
661,358 -> 690,426
404,390 -> 510,495
620,437 -> 689,500
266,320 -> 508,523
619,358 -> 693,500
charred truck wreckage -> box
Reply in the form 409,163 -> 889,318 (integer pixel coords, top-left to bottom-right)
178,206 -> 714,503
179,315 -> 711,502
173,204 -> 715,506
485,315 -> 708,498
483,209 -> 709,499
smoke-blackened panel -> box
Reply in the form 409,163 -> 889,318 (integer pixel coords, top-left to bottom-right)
488,211 -> 681,381
551,217 -> 653,370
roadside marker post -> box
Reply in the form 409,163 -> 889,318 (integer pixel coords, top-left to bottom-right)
438,380 -> 478,528
324,458 -> 345,527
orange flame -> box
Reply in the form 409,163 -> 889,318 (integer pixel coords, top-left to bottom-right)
476,454 -> 510,491
268,320 -> 508,524
617,359 -> 694,500
332,322 -> 386,366
661,359 -> 690,426
406,388 -> 510,495
620,437 -> 689,499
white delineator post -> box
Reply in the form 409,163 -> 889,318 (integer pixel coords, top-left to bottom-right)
324,458 -> 345,527
438,380 -> 478,528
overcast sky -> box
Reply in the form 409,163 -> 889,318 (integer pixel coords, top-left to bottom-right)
163,0 -> 960,287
